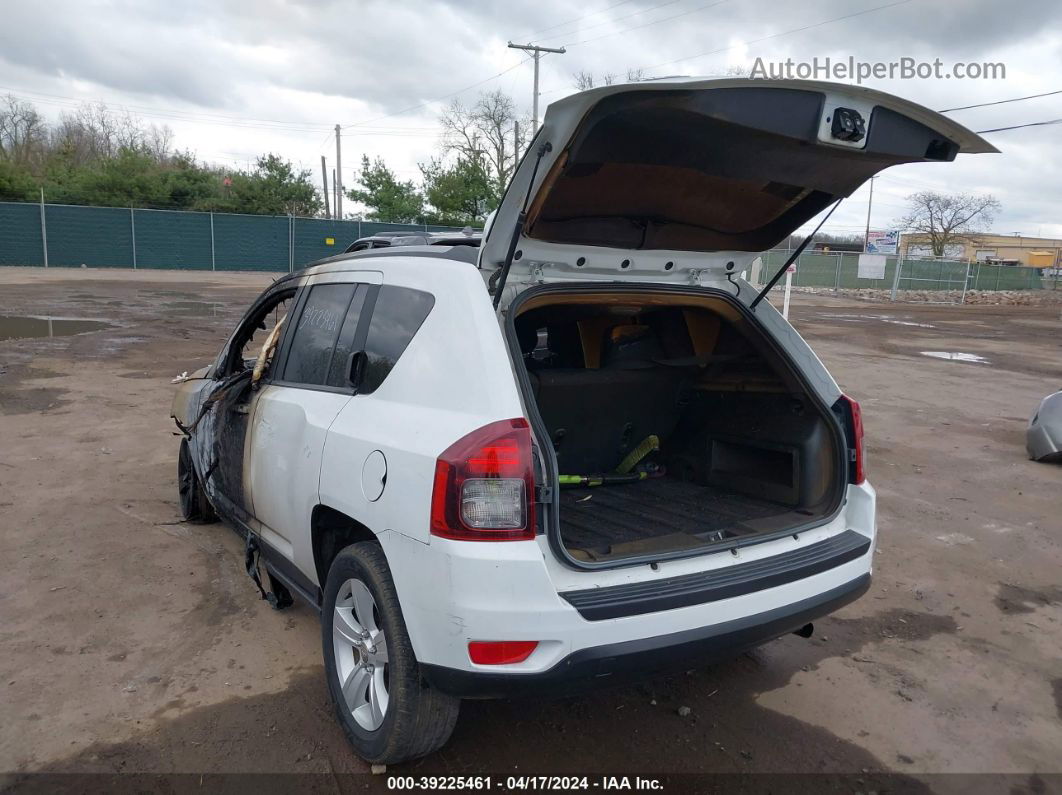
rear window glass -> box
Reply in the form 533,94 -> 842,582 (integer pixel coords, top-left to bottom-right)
360,286 -> 435,394
283,283 -> 356,385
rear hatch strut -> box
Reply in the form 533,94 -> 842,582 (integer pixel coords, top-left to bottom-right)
751,198 -> 843,310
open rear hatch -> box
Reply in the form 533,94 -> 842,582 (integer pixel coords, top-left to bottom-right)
512,287 -> 851,567
487,80 -> 995,569
482,78 -> 996,288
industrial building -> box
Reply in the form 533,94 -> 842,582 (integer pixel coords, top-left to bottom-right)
900,233 -> 1062,267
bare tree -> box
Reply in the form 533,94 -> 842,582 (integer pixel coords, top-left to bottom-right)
50,103 -> 173,166
572,68 -> 643,90
573,70 -> 596,90
0,94 -> 47,166
897,191 -> 1001,256
439,90 -> 530,198
572,70 -> 615,89
144,124 -> 174,162
54,104 -> 121,163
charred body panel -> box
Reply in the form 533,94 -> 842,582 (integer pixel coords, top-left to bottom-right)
170,279 -> 302,529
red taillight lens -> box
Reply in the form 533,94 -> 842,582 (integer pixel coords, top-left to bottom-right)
466,439 -> 521,476
840,394 -> 865,485
468,640 -> 538,665
430,418 -> 536,541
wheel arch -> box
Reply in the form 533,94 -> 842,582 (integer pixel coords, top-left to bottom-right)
311,504 -> 379,588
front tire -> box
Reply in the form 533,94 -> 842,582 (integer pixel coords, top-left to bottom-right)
177,439 -> 216,523
323,542 -> 459,764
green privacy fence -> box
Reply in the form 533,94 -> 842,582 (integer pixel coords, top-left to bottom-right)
759,250 -> 1053,291
0,201 -> 474,272
2,201 -> 1055,290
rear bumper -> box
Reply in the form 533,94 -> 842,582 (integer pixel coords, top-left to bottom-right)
421,572 -> 870,699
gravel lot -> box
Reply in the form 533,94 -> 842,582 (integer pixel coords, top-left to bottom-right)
1,268 -> 1060,790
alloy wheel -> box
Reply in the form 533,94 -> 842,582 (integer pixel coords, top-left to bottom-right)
332,578 -> 390,731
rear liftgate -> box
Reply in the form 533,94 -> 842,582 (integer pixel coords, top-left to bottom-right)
484,79 -> 995,569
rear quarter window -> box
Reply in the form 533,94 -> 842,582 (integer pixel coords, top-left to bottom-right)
360,286 -> 435,394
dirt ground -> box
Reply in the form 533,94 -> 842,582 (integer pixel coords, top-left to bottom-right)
1,268 -> 1060,791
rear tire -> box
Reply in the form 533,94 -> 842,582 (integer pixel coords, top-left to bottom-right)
177,439 -> 216,523
322,542 -> 459,764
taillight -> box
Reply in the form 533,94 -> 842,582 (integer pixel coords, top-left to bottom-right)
430,418 -> 536,541
468,640 -> 538,665
839,394 -> 866,485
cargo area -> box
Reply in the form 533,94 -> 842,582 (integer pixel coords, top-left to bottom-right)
513,291 -> 844,564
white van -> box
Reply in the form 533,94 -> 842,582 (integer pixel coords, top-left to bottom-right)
172,79 -> 995,763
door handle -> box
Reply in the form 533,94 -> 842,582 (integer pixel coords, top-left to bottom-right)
347,350 -> 368,390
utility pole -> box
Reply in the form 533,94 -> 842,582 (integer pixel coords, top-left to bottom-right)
513,120 -> 520,162
863,176 -> 877,252
320,155 -> 331,220
333,169 -> 338,219
334,124 -> 343,219
507,41 -> 566,134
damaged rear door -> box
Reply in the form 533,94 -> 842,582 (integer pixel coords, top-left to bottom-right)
245,271 -> 379,572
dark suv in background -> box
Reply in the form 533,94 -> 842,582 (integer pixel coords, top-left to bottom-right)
344,228 -> 481,253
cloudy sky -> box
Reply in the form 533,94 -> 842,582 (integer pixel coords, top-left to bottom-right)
3,0 -> 1061,236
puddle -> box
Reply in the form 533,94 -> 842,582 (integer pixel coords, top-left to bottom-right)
164,301 -> 225,316
0,315 -> 113,341
920,351 -> 989,364
881,318 -> 937,328
820,313 -> 936,329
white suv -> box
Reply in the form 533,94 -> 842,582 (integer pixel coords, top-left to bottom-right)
172,79 -> 994,763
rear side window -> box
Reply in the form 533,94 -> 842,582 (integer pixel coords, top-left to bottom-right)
325,287 -> 368,387
283,283 -> 356,385
360,286 -> 435,394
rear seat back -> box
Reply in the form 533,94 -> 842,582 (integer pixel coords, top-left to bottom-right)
529,367 -> 688,474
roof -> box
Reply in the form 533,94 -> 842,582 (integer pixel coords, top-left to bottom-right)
904,233 -> 1062,248
298,244 -> 480,277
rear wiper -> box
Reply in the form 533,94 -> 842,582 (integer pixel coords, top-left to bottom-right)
750,198 -> 843,311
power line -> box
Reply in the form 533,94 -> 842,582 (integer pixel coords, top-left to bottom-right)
341,58 -> 530,129
538,0 -> 684,44
5,86 -> 445,174
876,172 -> 946,192
937,89 -> 1062,113
561,0 -> 732,48
0,85 -> 333,132
522,0 -> 637,40
975,118 -> 1062,134
538,0 -> 915,99
639,0 -> 915,72
340,131 -> 441,138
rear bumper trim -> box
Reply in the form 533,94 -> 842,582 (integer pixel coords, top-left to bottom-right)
421,573 -> 870,699
560,529 -> 870,620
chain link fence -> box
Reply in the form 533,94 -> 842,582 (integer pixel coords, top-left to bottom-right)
889,256 -> 973,304
753,249 -> 1057,302
0,201 -> 474,272
3,201 -> 1059,296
